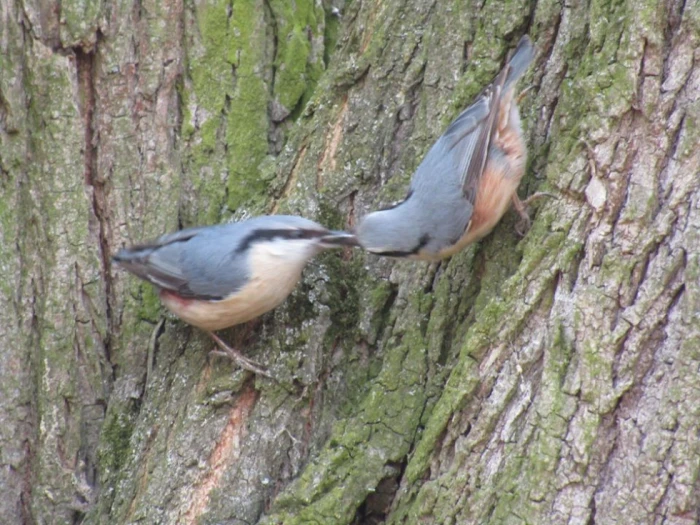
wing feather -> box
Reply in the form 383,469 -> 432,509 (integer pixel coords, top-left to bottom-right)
459,67 -> 508,203
113,225 -> 249,301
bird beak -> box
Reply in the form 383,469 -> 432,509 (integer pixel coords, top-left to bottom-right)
319,230 -> 360,248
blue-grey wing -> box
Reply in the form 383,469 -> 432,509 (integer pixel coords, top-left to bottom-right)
410,95 -> 489,200
113,228 -> 200,294
410,91 -> 492,208
175,228 -> 252,300
459,69 -> 507,203
461,36 -> 534,198
411,36 -> 534,206
114,224 -> 251,301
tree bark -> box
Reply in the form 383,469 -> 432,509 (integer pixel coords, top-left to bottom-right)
1,0 -> 699,523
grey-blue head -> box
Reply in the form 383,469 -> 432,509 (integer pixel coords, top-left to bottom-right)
355,196 -> 430,257
355,188 -> 473,259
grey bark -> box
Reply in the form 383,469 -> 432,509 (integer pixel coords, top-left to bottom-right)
1,0 -> 699,524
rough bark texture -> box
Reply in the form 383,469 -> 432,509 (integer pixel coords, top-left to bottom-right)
1,0 -> 698,524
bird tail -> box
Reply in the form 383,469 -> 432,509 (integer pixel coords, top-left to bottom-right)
112,245 -> 157,282
319,230 -> 359,248
504,35 -> 535,91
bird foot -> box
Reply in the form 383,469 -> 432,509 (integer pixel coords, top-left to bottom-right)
516,85 -> 536,104
520,191 -> 556,208
511,192 -> 555,236
208,332 -> 272,378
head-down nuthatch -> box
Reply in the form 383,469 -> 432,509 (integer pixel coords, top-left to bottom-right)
113,215 -> 356,376
356,36 -> 537,260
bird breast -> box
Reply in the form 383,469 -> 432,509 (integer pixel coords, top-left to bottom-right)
160,242 -> 311,331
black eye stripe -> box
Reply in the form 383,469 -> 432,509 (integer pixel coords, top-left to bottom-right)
236,228 -> 325,253
372,233 -> 430,257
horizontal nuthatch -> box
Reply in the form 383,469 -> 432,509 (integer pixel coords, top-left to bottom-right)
356,36 -> 537,260
113,215 -> 356,376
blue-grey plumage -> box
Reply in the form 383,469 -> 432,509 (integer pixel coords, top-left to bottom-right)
113,215 -> 358,376
113,214 -> 357,332
356,36 -> 536,261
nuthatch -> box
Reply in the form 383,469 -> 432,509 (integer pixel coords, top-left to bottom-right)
356,36 -> 538,260
113,215 -> 356,376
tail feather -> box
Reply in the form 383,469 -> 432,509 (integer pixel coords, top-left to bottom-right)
112,227 -> 203,292
504,35 -> 535,90
112,245 -> 155,263
112,246 -> 157,283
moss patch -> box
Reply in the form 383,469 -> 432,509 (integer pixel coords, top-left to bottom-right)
183,0 -> 271,222
99,404 -> 136,474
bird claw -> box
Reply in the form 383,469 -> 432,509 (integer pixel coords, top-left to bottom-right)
208,332 -> 273,378
515,214 -> 531,237
520,191 -> 556,208
516,85 -> 536,104
512,192 -> 555,236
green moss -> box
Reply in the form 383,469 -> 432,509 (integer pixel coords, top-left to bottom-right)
269,0 -> 325,114
59,0 -> 102,47
589,0 -> 627,48
182,0 -> 271,222
283,281 -> 317,326
367,280 -> 397,335
467,323 -> 574,522
677,112 -> 699,161
313,199 -> 363,342
182,0 -> 332,221
580,339 -> 613,404
686,0 -> 700,32
404,357 -> 480,484
183,1 -> 233,222
399,205 -> 580,495
190,2 -> 232,113
135,282 -> 162,323
449,0 -> 532,110
532,0 -> 563,34
263,290 -> 432,523
225,0 -> 270,210
99,406 -> 136,473
276,30 -> 312,108
683,255 -> 700,321
519,229 -> 567,275
225,72 -> 269,212
325,257 -> 362,341
323,5 -> 341,65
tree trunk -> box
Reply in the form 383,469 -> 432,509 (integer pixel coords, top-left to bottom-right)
1,0 -> 698,523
